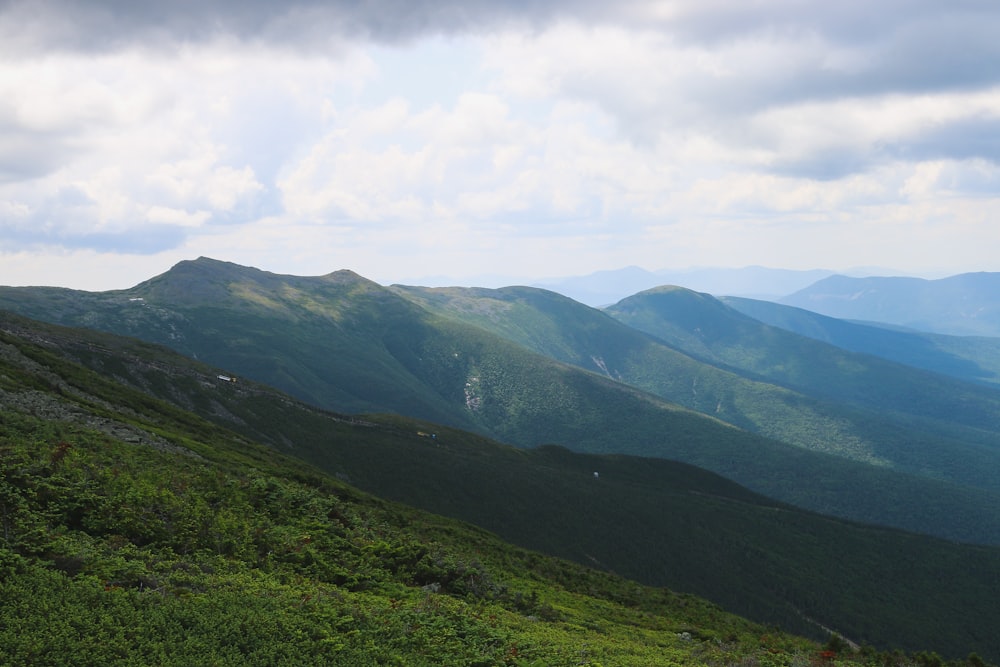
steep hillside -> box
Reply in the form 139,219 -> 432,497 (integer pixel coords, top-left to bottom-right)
780,272 -> 1000,336
4,313 -> 1000,661
392,284 -> 888,460
721,295 -> 1000,385
1,316 -> 833,666
605,286 -> 1000,435
398,284 -> 1000,501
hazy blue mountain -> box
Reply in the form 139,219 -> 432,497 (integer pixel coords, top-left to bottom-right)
780,272 -> 1000,336
532,266 -> 836,306
721,295 -> 1000,386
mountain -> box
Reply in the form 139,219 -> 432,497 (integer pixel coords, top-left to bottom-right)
532,266 -> 837,306
396,282 -> 1000,535
5,311 -> 1000,661
603,285 -> 1000,490
605,285 -> 1000,424
780,272 -> 1000,336
2,313 -> 838,666
6,258 -> 1000,548
720,295 -> 1000,386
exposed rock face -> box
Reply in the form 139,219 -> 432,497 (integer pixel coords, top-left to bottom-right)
0,339 -> 197,457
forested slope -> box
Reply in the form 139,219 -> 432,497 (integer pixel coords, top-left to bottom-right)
4,312 -> 1000,660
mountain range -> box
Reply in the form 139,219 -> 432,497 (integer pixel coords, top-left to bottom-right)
4,307 -> 1000,661
780,272 -> 1000,336
531,265 -> 838,306
6,257 -> 1000,660
5,258 -> 1000,548
5,258 -> 1000,546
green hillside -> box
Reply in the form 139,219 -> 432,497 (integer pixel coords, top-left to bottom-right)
395,284 -> 1000,509
0,312 -> 840,666
721,295 -> 1000,386
5,259 -> 1000,548
396,287 -> 1000,480
5,312 -> 1000,661
603,286 -> 1000,489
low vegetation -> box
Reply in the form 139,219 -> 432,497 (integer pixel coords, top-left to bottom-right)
0,316 -> 887,666
4,313 -> 1000,661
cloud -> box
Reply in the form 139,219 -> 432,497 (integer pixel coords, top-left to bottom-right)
0,0 -> 607,55
484,19 -> 1000,181
0,45 -> 354,254
888,116 -> 1000,164
4,1 -> 1000,286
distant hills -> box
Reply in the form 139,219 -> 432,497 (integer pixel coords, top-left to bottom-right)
5,309 -> 1000,660
531,267 -> 1000,339
532,265 -> 837,306
721,296 -> 1000,386
780,272 -> 1000,336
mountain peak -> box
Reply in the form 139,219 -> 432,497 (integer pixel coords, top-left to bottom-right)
131,257 -> 261,303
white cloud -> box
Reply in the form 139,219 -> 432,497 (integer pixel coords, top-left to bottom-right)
4,1 -> 1000,287
0,43 -> 373,252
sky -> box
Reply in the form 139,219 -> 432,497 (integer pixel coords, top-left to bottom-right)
2,0 -> 1000,290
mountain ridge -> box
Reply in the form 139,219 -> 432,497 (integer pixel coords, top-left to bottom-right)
780,272 -> 1000,336
400,281 -> 1000,500
5,258 -> 1000,548
531,265 -> 839,306
721,295 -> 1000,385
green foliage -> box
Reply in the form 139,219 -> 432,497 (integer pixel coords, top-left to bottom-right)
4,314 -> 1000,661
395,284 -> 1000,546
0,351 -> 853,667
6,265 -> 1000,661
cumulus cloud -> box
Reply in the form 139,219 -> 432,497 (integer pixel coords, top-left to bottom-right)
3,0 -> 1000,286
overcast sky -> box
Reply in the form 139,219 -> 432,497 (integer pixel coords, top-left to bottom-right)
2,0 -> 1000,290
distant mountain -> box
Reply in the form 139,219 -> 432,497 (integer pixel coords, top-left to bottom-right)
5,310 -> 1000,660
780,272 -> 1000,336
533,266 -> 836,305
721,296 -> 1000,386
605,285 -> 1000,420
531,265 -> 666,306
